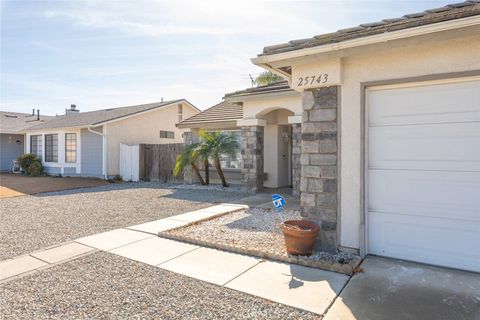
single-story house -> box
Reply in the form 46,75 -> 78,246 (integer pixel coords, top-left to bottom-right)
177,101 -> 244,185
0,110 -> 52,172
22,100 -> 199,178
181,2 -> 480,273
178,82 -> 304,190
250,2 -> 480,272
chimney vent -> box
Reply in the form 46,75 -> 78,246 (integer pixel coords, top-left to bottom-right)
32,108 -> 35,116
66,104 -> 80,115
37,109 -> 40,121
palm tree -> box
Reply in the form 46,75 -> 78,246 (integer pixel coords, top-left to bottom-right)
255,70 -> 283,86
194,135 -> 211,185
173,143 -> 206,185
199,130 -> 238,188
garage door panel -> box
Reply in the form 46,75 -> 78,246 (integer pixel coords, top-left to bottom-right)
369,122 -> 480,171
368,80 -> 480,126
367,78 -> 480,272
368,211 -> 480,272
369,169 -> 480,221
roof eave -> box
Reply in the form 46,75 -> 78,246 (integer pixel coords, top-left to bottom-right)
92,99 -> 187,126
25,125 -> 90,132
177,120 -> 240,129
251,15 -> 480,74
224,88 -> 298,103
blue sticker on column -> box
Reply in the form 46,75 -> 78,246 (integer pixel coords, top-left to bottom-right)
272,193 -> 286,212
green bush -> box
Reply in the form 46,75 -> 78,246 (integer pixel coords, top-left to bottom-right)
28,161 -> 44,177
17,153 -> 43,176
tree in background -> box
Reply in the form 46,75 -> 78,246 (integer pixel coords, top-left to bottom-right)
200,130 -> 238,188
173,131 -> 238,188
255,70 -> 284,86
173,143 -> 205,185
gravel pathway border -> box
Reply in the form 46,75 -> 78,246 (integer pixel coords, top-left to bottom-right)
160,208 -> 362,275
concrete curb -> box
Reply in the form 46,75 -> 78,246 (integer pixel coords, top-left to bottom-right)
158,231 -> 361,275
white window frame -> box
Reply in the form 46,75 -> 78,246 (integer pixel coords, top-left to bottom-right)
65,133 -> 77,163
25,128 -> 82,175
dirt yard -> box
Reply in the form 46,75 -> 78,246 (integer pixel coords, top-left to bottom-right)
0,174 -> 109,198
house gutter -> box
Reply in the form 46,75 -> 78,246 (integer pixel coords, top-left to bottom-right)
251,15 -> 480,73
87,126 -> 108,180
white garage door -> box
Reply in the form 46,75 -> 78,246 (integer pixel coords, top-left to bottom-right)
367,78 -> 480,272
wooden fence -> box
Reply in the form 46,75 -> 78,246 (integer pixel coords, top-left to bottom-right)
139,143 -> 184,183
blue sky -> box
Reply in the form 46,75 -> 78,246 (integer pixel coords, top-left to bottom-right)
1,0 -> 451,114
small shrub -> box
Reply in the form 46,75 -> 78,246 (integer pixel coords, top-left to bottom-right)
17,153 -> 43,176
28,161 -> 44,177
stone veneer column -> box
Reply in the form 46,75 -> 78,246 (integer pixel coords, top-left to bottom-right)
291,123 -> 302,196
300,86 -> 339,252
241,126 -> 264,193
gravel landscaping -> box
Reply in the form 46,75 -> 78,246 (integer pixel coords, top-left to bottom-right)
0,251 -> 320,320
163,208 -> 361,274
0,183 -> 245,260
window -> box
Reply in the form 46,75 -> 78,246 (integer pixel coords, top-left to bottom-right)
218,130 -> 241,169
65,133 -> 77,163
30,135 -> 42,159
44,134 -> 58,162
160,130 -> 175,139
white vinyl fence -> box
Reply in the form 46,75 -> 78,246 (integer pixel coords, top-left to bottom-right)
119,143 -> 139,182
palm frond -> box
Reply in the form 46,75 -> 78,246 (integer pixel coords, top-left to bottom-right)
255,71 -> 283,86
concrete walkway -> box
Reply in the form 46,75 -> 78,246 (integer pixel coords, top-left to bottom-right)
0,202 -> 347,315
72,202 -> 346,315
3,199 -> 478,319
77,232 -> 347,315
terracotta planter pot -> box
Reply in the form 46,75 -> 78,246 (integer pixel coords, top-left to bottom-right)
282,220 -> 320,256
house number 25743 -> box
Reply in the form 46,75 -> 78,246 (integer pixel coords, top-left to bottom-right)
297,74 -> 328,86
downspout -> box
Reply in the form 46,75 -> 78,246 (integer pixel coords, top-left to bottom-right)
87,126 -> 108,180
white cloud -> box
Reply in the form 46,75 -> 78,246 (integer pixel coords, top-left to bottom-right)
42,0 -> 327,38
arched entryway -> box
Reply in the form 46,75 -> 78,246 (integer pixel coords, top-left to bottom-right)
256,108 -> 294,190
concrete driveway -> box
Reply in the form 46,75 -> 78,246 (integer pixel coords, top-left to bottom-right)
325,256 -> 480,320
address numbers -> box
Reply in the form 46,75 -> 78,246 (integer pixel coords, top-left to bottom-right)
297,74 -> 328,87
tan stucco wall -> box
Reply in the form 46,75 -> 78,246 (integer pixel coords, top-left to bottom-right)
242,94 -> 301,119
106,103 -> 198,175
290,26 -> 480,250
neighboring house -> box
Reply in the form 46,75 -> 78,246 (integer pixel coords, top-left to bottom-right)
24,100 -> 199,178
247,2 -> 480,272
180,2 -> 480,272
0,110 -> 52,172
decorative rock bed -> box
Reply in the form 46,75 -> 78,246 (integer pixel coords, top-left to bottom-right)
160,208 -> 362,275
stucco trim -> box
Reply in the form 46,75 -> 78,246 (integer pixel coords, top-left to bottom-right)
359,69 -> 480,257
177,120 -> 239,129
287,115 -> 302,124
225,89 -> 297,103
237,119 -> 267,127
